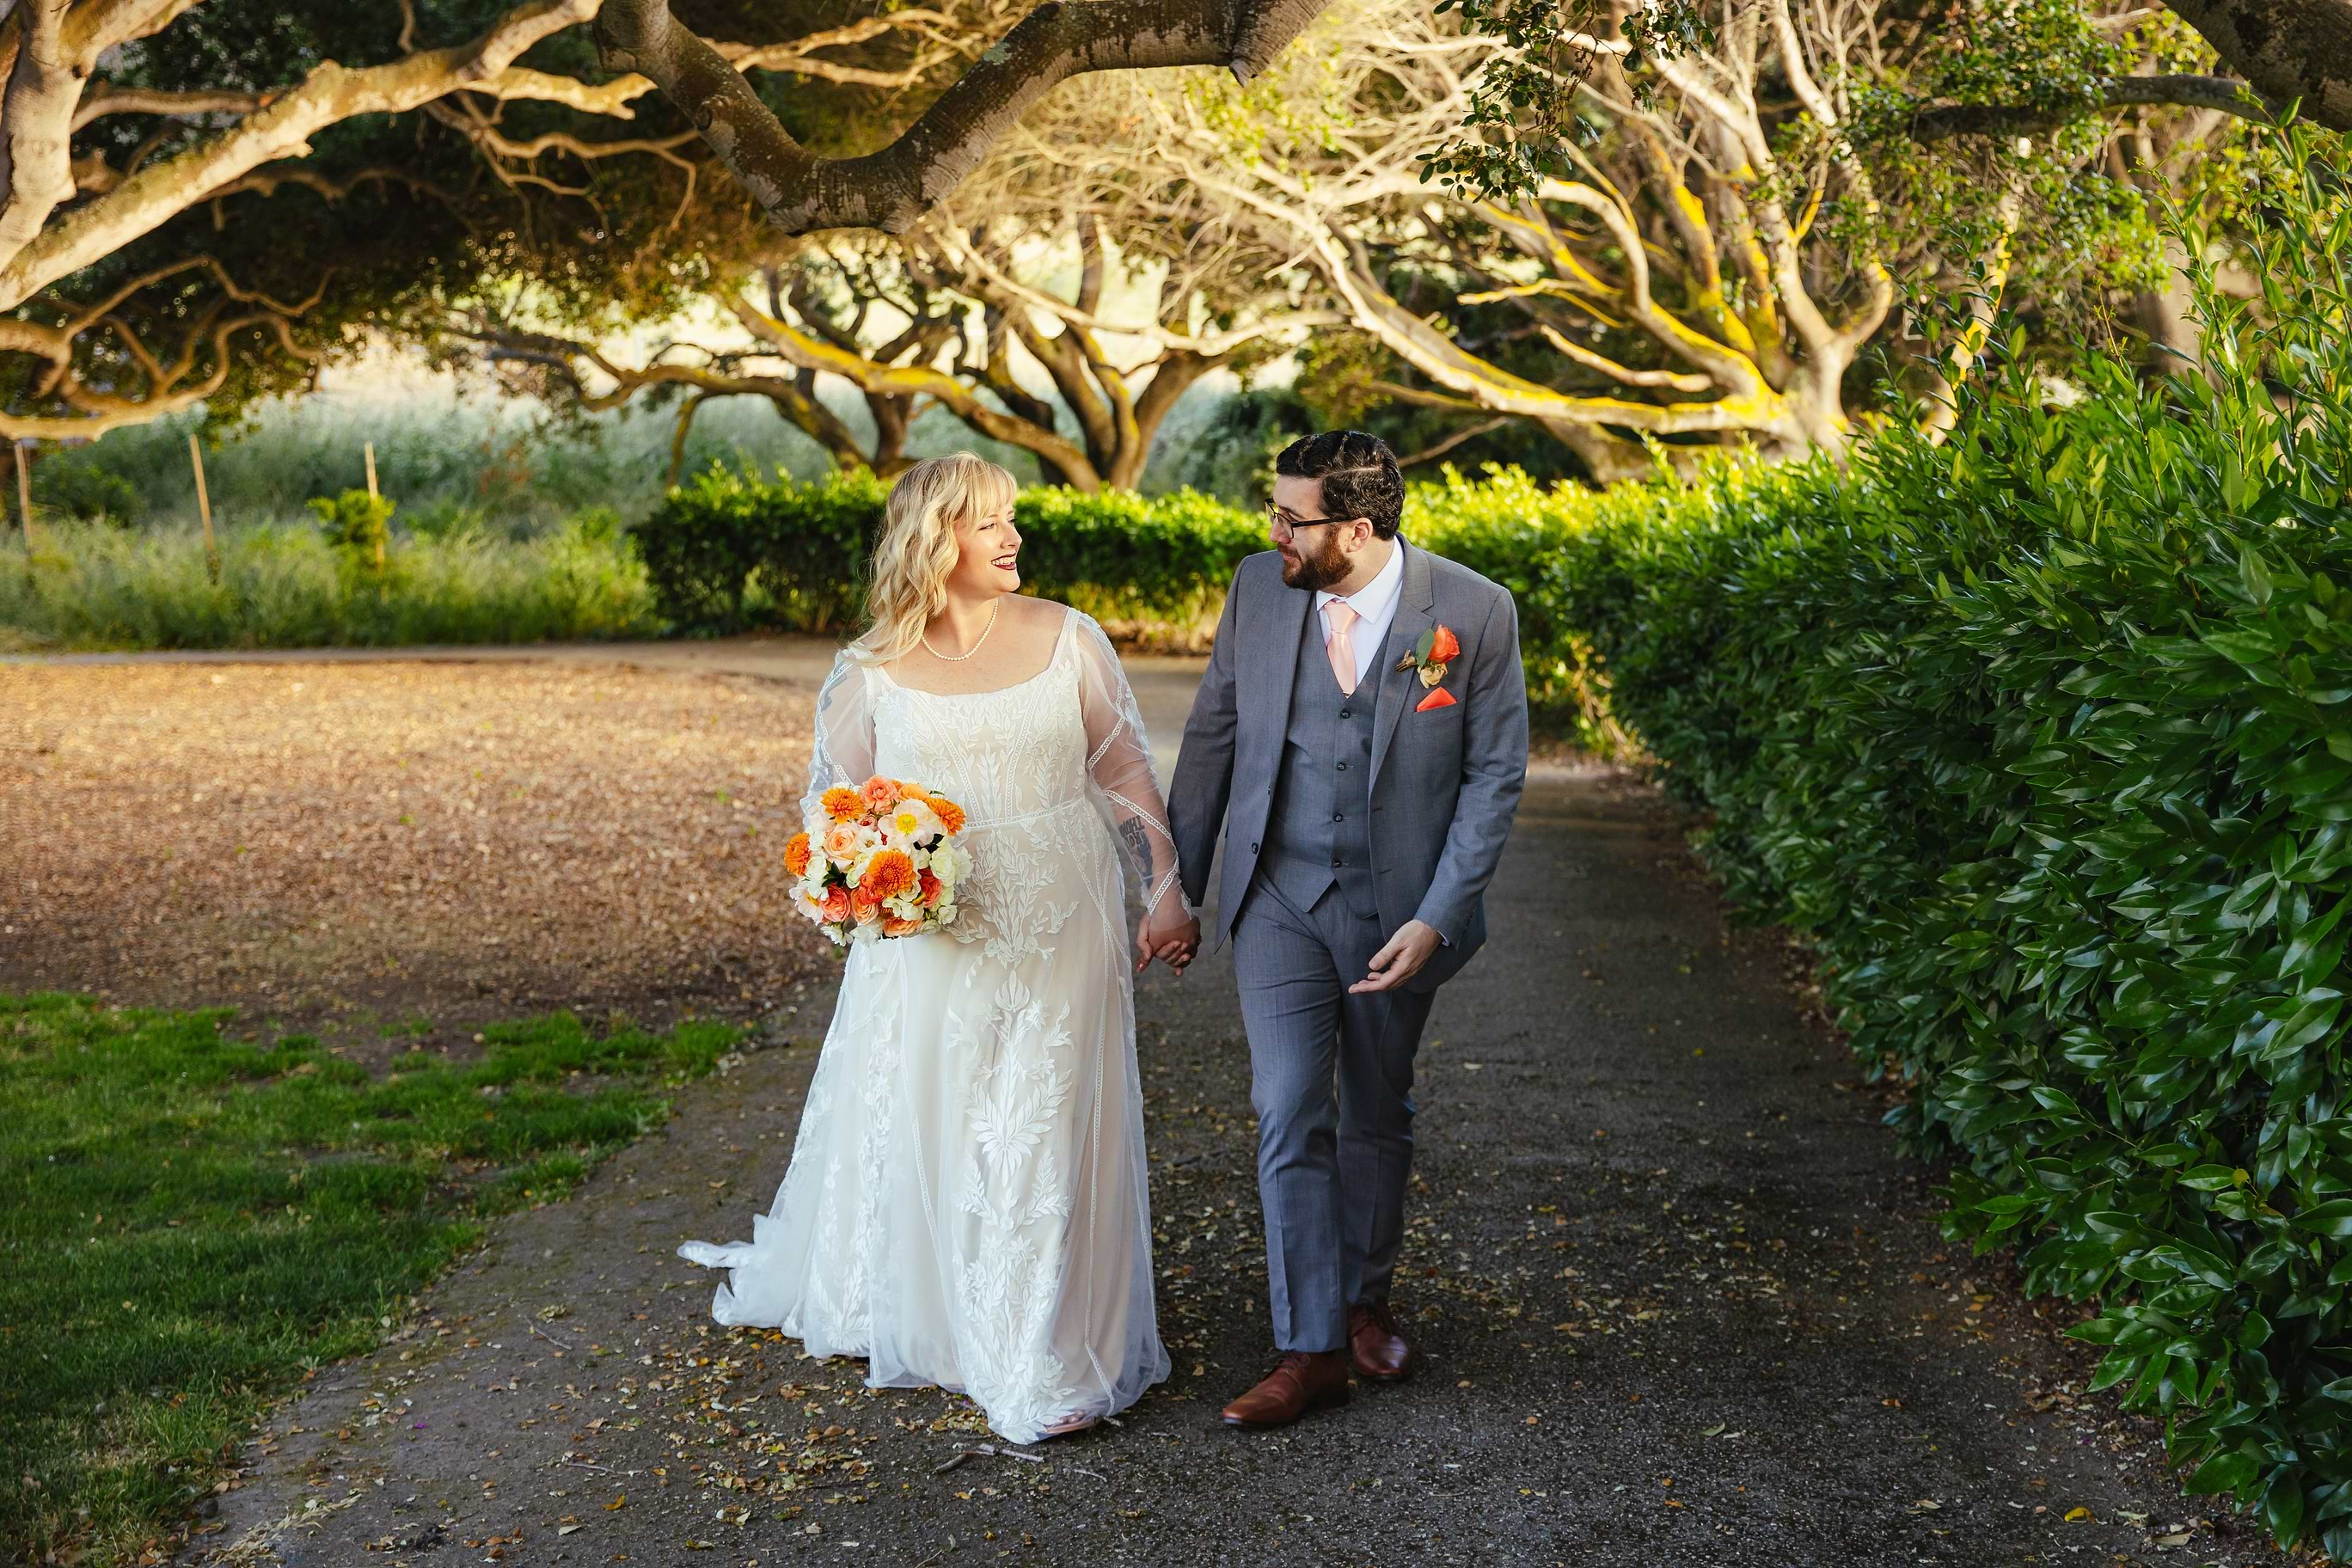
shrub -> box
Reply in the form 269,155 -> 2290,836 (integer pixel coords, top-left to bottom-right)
1544,126 -> 2352,1556
33,460 -> 142,528
308,487 -> 395,565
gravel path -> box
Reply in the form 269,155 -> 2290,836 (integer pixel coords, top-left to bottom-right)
111,647 -> 2281,1568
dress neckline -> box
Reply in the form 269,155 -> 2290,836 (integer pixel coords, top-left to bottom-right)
875,603 -> 1074,699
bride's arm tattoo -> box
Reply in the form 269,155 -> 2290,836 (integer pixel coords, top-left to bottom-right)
1120,818 -> 1154,879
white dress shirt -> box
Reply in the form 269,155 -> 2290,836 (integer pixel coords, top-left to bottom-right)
1314,537 -> 1405,690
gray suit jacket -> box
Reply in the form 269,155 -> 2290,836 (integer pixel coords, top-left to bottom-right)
1170,539 -> 1529,994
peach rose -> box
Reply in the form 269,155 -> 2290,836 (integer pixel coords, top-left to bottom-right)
850,887 -> 882,924
917,869 -> 943,907
881,916 -> 923,938
819,886 -> 853,922
860,775 -> 901,812
823,820 -> 864,863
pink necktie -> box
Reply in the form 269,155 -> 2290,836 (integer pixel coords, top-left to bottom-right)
1324,599 -> 1359,696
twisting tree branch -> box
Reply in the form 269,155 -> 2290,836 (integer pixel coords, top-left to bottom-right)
1909,72 -> 2281,140
591,0 -> 1334,235
2159,0 -> 2352,134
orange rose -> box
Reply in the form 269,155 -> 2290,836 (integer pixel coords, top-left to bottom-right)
784,830 -> 812,878
929,795 -> 966,834
916,869 -> 942,907
850,886 -> 882,923
1428,624 -> 1461,665
881,916 -> 923,938
897,781 -> 931,802
860,775 -> 901,813
822,786 -> 865,823
859,848 -> 916,901
819,886 -> 853,922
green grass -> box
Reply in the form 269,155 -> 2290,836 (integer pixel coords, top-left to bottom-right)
0,511 -> 664,651
0,992 -> 744,1566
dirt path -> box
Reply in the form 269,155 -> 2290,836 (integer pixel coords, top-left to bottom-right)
151,648 -> 2280,1565
0,642 -> 1203,1050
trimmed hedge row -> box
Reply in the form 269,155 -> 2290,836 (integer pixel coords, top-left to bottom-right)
635,468 -> 1265,647
634,461 -> 1630,742
1540,129 -> 2352,1556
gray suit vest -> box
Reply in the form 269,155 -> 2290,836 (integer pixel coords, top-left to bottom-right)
1257,603 -> 1380,919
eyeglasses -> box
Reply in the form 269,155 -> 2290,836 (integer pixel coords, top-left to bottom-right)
1264,499 -> 1350,539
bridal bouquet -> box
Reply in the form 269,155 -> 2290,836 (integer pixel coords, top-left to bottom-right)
787,775 -> 971,946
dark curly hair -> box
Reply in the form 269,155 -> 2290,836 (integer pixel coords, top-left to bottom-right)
1274,430 -> 1405,540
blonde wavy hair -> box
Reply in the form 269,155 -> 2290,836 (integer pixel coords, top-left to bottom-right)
855,453 -> 1020,664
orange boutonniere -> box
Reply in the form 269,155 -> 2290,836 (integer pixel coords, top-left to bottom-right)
1396,624 -> 1461,712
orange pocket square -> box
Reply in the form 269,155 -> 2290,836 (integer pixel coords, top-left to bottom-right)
1415,687 -> 1457,713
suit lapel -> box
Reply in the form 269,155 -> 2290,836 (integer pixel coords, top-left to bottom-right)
1369,540 -> 1436,799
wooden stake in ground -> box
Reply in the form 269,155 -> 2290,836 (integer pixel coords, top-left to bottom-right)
12,440 -> 32,551
189,433 -> 218,584
364,440 -> 385,572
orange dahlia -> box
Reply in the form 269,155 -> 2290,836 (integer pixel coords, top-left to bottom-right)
784,830 -> 812,878
860,848 -> 916,900
929,795 -> 967,834
822,786 -> 865,823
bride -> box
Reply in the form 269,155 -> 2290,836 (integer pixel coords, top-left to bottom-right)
679,453 -> 1198,1442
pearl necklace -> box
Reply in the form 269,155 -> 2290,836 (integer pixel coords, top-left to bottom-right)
921,597 -> 999,662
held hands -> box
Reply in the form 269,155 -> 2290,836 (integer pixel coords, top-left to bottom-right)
1136,910 -> 1202,976
1351,919 -> 1442,993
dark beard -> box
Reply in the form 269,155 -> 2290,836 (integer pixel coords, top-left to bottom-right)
1279,534 -> 1349,591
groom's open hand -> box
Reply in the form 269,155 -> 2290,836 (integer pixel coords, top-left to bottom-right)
1351,919 -> 1442,993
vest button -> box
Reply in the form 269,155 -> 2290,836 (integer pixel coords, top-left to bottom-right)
1338,709 -> 1351,719
1332,812 -> 1344,822
1332,855 -> 1343,867
1336,761 -> 1348,771
1250,842 -> 1259,854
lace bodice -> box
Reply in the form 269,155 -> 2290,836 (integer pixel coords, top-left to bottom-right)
801,605 -> 1186,922
874,635 -> 1091,829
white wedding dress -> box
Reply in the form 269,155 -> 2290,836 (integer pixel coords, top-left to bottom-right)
679,605 -> 1178,1442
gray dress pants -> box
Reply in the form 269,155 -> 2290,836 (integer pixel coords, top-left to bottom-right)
1232,877 -> 1437,1353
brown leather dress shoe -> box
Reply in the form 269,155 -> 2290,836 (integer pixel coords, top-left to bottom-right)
1348,1301 -> 1412,1382
1221,1351 -> 1351,1429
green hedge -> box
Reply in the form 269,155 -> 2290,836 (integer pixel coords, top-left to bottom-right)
636,468 -> 1265,646
638,461 -> 1631,738
1539,127 -> 2352,1556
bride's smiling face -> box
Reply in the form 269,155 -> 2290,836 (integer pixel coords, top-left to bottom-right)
947,499 -> 1022,598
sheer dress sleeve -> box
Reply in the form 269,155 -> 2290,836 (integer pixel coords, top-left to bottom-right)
799,648 -> 879,826
1071,612 -> 1191,922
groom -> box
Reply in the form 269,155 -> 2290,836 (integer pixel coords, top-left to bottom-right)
1171,430 -> 1528,1429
